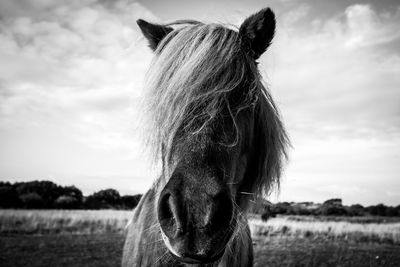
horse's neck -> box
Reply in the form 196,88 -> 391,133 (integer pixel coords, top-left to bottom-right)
123,186 -> 165,266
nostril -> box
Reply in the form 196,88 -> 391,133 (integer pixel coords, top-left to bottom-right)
160,193 -> 173,220
158,192 -> 183,238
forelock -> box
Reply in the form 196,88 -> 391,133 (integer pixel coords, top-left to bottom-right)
142,22 -> 258,162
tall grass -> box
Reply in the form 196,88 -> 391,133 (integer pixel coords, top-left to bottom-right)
283,215 -> 400,224
250,216 -> 400,244
0,209 -> 133,234
1,210 -> 400,244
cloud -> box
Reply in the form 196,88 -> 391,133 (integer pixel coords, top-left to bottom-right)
0,1 -> 153,87
0,0 -> 159,192
263,3 -> 400,141
260,3 -> 400,205
344,4 -> 400,47
0,0 -> 156,149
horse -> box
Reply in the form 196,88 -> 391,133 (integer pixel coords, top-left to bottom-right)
122,7 -> 289,267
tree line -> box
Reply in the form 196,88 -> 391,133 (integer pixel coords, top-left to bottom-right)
1,181 -> 399,216
258,198 -> 400,220
0,180 -> 142,210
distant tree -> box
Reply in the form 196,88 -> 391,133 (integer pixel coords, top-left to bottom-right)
317,204 -> 348,216
120,195 -> 142,210
15,181 -> 62,208
54,195 -> 81,209
323,198 -> 342,206
347,204 -> 365,216
261,202 -> 305,220
270,202 -> 291,215
59,186 -> 83,208
19,192 -> 45,209
385,206 -> 399,217
292,205 -> 312,215
84,196 -> 101,209
316,198 -> 348,216
395,205 -> 400,215
366,204 -> 399,216
0,182 -> 20,208
11,181 -> 85,209
94,189 -> 120,205
84,188 -> 121,209
368,204 -> 387,216
61,186 -> 83,201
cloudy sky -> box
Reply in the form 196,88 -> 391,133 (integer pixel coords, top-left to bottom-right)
0,0 -> 399,206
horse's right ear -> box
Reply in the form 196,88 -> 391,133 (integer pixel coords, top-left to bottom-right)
137,19 -> 173,51
239,8 -> 276,60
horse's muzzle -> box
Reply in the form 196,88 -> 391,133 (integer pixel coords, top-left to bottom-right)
157,169 -> 234,263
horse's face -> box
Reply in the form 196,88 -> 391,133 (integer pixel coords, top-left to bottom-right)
137,8 -> 286,264
157,108 -> 254,263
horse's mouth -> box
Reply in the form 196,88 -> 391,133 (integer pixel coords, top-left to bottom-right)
168,247 -> 226,264
161,227 -> 229,264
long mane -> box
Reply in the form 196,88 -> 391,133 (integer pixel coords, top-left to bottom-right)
142,21 -> 289,197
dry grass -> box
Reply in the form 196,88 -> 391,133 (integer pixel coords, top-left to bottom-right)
249,216 -> 400,244
0,209 -> 133,234
283,215 -> 400,224
1,210 -> 400,245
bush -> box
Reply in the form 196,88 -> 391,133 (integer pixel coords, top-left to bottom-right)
385,207 -> 399,216
323,198 -> 343,206
61,186 -> 83,203
120,195 -> 142,210
84,189 -> 121,209
367,204 -> 399,217
318,204 -> 348,216
0,183 -> 20,208
270,202 -> 292,215
368,204 -> 387,216
291,205 -> 312,215
347,204 -> 365,216
15,181 -> 62,208
19,193 -> 45,209
54,195 -> 81,209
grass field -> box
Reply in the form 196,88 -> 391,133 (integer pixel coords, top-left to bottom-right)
1,209 -> 400,266
0,209 -> 132,235
250,216 -> 400,244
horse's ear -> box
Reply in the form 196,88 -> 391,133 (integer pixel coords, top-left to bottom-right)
137,19 -> 173,51
239,8 -> 276,59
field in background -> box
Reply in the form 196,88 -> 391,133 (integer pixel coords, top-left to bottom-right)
0,209 -> 132,234
1,209 -> 400,266
250,216 -> 400,244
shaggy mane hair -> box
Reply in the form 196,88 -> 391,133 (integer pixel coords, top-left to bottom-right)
142,21 -> 289,197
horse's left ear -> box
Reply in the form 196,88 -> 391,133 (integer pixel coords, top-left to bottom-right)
137,19 -> 173,51
239,8 -> 276,59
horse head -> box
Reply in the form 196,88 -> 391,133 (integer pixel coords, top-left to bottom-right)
135,8 -> 288,265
